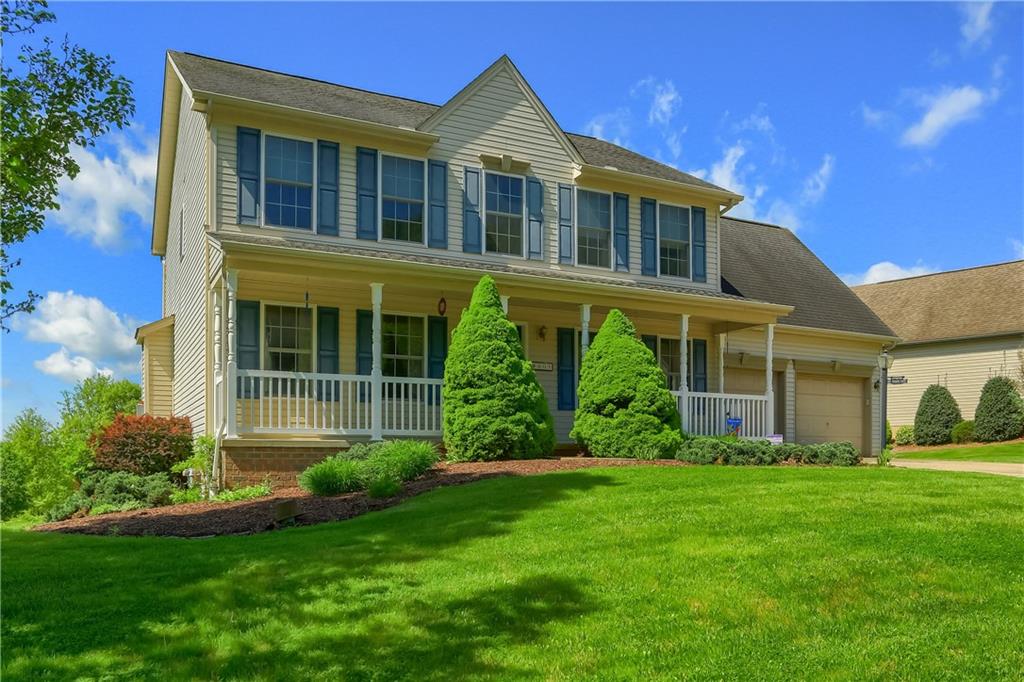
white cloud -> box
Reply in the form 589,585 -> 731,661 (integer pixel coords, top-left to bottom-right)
800,154 -> 835,205
734,109 -> 775,135
632,77 -> 681,127
1011,238 -> 1024,259
13,290 -> 140,384
959,2 -> 994,49
860,102 -> 890,128
901,85 -> 988,147
582,108 -> 631,147
50,129 -> 157,249
841,261 -> 938,286
707,143 -> 749,195
34,348 -> 113,383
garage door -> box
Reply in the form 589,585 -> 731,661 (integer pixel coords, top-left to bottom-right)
796,373 -> 865,452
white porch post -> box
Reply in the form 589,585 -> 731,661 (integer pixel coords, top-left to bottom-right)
680,314 -> 690,432
784,359 -> 796,443
580,304 -> 592,358
370,282 -> 384,441
717,332 -> 726,393
500,295 -> 510,315
765,323 -> 775,436
225,270 -> 238,438
212,290 -> 223,435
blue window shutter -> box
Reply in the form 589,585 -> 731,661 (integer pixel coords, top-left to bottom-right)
640,334 -> 657,356
691,339 -> 707,392
614,192 -> 630,272
317,141 -> 339,236
317,307 -> 339,374
692,207 -> 707,282
237,128 -> 260,225
640,197 -> 657,276
557,328 -> 576,410
427,160 -> 448,248
557,184 -> 574,264
236,300 -> 260,397
462,167 -> 482,253
427,316 -> 448,378
356,147 -> 377,239
355,309 -> 373,375
526,177 -> 544,260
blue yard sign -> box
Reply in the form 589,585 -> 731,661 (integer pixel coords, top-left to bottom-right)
726,417 -> 742,436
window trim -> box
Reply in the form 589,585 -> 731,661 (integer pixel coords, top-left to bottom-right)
482,169 -> 527,259
380,310 -> 428,378
656,200 -> 693,281
377,151 -> 429,246
648,334 -> 701,390
258,301 -> 317,373
259,131 -> 319,233
573,186 -> 615,272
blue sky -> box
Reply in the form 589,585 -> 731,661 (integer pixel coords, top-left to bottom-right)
3,1 -> 1022,428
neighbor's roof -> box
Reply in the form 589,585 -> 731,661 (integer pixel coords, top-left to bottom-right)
167,51 -> 726,194
719,217 -> 895,337
852,260 -> 1024,344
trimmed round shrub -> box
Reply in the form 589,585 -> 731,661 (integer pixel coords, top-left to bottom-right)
894,424 -> 915,446
298,458 -> 362,496
443,276 -> 555,461
914,385 -> 961,445
90,414 -> 192,475
951,420 -> 975,444
675,437 -> 859,466
570,309 -> 682,458
974,376 -> 1024,442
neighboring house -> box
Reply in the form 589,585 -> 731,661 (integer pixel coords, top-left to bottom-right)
854,261 -> 1024,426
138,51 -> 896,486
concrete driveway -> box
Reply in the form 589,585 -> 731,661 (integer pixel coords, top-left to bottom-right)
887,458 -> 1024,478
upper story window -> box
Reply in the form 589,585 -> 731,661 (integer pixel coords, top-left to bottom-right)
484,172 -> 524,256
264,304 -> 313,371
381,155 -> 425,243
382,313 -> 425,378
264,136 -> 314,229
577,189 -> 611,268
658,204 -> 691,278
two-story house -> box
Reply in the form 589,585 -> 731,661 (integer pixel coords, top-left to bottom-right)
138,52 -> 896,486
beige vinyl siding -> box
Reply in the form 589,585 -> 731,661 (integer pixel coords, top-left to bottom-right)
142,328 -> 174,417
164,89 -> 209,434
211,65 -> 721,294
886,334 -> 1024,425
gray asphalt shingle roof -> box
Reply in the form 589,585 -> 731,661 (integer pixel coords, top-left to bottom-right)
719,217 -> 895,337
168,51 -> 724,193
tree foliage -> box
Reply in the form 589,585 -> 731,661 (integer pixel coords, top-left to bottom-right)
570,309 -> 682,458
973,376 -> 1024,443
442,276 -> 554,461
0,408 -> 70,517
91,414 -> 193,476
913,384 -> 962,446
53,375 -> 141,475
1,0 -> 135,326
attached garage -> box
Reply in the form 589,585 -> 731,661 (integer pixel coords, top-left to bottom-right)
795,373 -> 865,452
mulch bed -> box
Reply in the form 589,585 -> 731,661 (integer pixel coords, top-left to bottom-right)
33,458 -> 689,538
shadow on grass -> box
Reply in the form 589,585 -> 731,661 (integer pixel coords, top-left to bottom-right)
3,471 -> 614,680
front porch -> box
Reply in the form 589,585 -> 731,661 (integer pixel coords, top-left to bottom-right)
210,248 -> 789,446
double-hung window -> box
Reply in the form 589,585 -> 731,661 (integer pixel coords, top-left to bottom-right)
381,155 -> 425,243
658,338 -> 682,391
264,136 -> 314,229
659,204 -> 690,278
264,304 -> 313,372
484,172 -> 524,256
577,189 -> 611,268
381,314 -> 425,378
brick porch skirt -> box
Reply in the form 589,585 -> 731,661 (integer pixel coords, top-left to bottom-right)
221,444 -> 346,488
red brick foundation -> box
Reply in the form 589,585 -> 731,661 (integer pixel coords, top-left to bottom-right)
221,445 -> 344,488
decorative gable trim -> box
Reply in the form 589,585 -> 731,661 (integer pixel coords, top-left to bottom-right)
417,55 -> 584,166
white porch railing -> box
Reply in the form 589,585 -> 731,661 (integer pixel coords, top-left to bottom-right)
673,390 -> 770,439
234,369 -> 442,437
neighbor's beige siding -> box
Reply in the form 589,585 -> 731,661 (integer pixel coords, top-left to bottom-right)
164,88 -> 209,434
887,334 -> 1024,425
142,328 -> 174,417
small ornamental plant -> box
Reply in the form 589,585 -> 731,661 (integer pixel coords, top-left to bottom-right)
913,385 -> 961,445
973,376 -> 1024,442
90,414 -> 192,476
571,309 -> 682,458
442,276 -> 555,461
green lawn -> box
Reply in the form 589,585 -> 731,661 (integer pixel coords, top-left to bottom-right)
897,441 -> 1024,463
3,467 -> 1023,680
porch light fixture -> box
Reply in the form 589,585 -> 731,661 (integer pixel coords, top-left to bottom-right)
537,325 -> 547,341
877,349 -> 893,454
438,297 -> 447,316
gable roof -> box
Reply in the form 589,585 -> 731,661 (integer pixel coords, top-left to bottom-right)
166,51 -> 726,195
852,261 -> 1024,344
719,217 -> 894,338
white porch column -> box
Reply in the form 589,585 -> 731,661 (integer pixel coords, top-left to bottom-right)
679,314 -> 690,432
225,270 -> 238,438
500,295 -> 510,315
784,359 -> 796,443
765,323 -> 775,436
717,332 -> 726,393
212,290 -> 223,435
580,304 -> 592,358
370,282 -> 384,441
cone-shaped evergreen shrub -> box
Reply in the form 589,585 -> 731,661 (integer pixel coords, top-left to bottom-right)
913,384 -> 961,445
570,309 -> 682,458
974,376 -> 1024,442
442,276 -> 554,461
